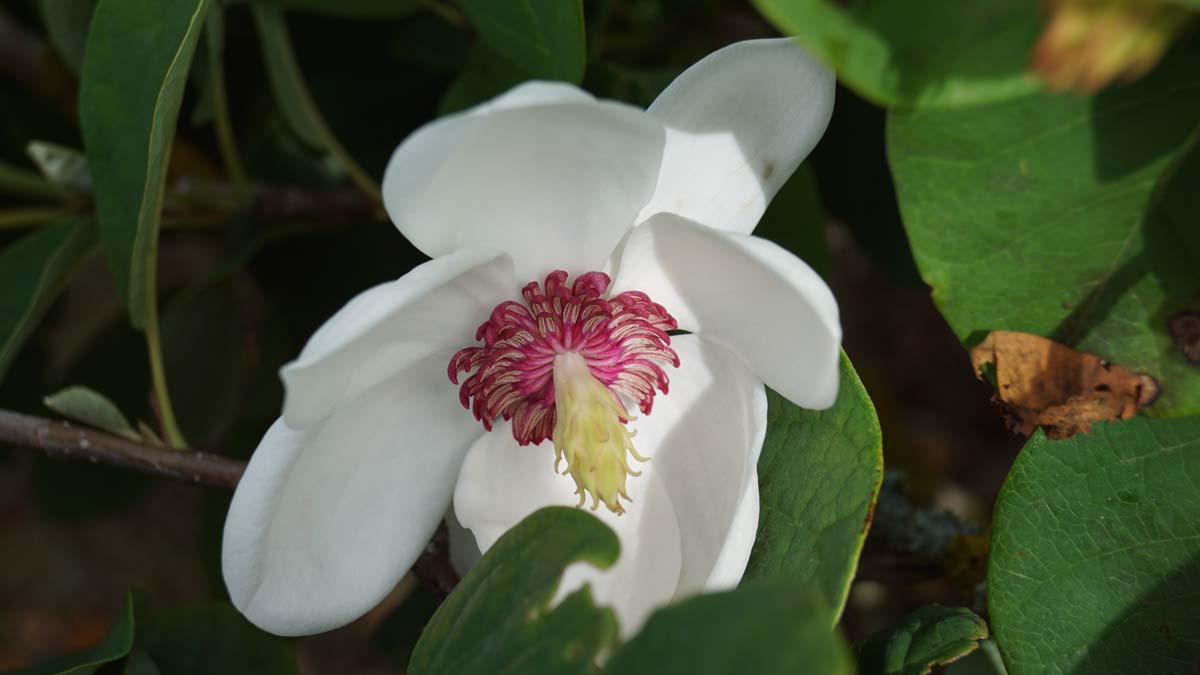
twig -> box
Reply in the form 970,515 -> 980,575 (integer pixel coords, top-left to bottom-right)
0,408 -> 459,594
0,409 -> 240,488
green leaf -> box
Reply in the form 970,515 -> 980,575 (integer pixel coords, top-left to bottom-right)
43,385 -> 140,440
409,506 -> 619,675
4,591 -> 135,675
888,45 -> 1200,416
38,0 -> 95,76
79,0 -> 210,327
856,605 -> 989,675
752,0 -> 1042,109
744,351 -> 883,619
0,218 -> 95,383
602,580 -> 853,675
250,3 -> 380,200
26,141 -> 93,193
137,603 -> 299,675
455,0 -> 586,83
256,0 -> 420,18
439,43 -> 530,115
988,416 -> 1200,674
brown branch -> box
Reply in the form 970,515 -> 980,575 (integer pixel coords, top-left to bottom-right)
0,408 -> 459,595
0,409 -> 243,488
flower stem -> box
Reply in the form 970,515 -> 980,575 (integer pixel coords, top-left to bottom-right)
143,295 -> 187,449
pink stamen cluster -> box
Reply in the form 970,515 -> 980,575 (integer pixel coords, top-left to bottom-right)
449,270 -> 680,445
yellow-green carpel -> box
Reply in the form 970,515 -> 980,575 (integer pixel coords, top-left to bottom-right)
551,352 -> 648,515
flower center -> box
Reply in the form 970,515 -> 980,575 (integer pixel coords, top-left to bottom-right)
449,270 -> 679,514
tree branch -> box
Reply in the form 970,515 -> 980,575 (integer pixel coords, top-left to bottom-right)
0,407 -> 460,596
0,409 -> 243,488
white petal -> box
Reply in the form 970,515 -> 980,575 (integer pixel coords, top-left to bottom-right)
451,335 -> 765,636
627,335 -> 766,597
222,354 -> 480,636
637,38 -> 834,234
382,86 -> 665,282
281,248 -> 516,429
611,213 -> 841,409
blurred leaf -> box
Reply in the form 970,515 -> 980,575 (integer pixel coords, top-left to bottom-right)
38,0 -> 95,76
753,164 -> 829,279
43,384 -> 139,440
855,605 -> 988,675
136,420 -> 164,446
753,0 -> 1042,109
943,640 -> 1007,675
455,0 -> 586,83
257,0 -> 420,19
26,141 -> 93,193
0,218 -> 95,383
4,590 -> 135,675
439,43 -> 529,114
79,0 -> 210,327
988,416 -> 1200,674
409,507 -> 619,675
602,580 -> 853,675
121,650 -> 160,675
251,3 -> 380,199
0,159 -> 69,201
137,603 -> 299,675
888,46 -> 1200,416
744,351 -> 883,619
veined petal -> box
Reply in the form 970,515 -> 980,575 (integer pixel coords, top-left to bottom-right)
451,335 -> 765,636
637,38 -> 834,234
382,84 -> 665,282
611,213 -> 841,410
281,248 -> 516,429
222,354 -> 481,636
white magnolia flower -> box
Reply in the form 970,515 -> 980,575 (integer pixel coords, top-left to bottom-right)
222,38 -> 839,637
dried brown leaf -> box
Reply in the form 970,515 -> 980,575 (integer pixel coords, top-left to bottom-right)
970,331 -> 1159,439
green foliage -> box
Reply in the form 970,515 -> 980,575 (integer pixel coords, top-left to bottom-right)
889,45 -> 1200,416
0,218 -> 95,382
988,416 -> 1200,674
409,507 -> 619,675
602,580 -> 853,675
455,0 -> 586,84
744,351 -> 883,618
79,0 -> 210,327
753,0 -> 1042,109
137,604 -> 299,675
4,591 -> 135,675
0,158 -> 70,201
43,385 -> 139,440
856,605 -> 989,675
38,0 -> 95,76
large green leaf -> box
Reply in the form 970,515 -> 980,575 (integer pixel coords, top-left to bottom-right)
856,605 -> 989,675
888,46 -> 1200,417
753,0 -> 1042,110
0,219 -> 95,383
455,0 -> 585,83
137,604 -> 299,675
409,507 -> 619,675
602,580 -> 853,675
988,416 -> 1200,674
744,351 -> 883,619
79,0 -> 209,327
5,591 -> 135,675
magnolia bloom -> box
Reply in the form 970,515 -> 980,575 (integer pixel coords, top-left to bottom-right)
222,38 -> 839,637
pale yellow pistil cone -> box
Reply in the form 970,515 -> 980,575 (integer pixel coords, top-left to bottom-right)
551,352 -> 649,515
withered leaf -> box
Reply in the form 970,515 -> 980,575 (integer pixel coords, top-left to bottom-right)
970,331 -> 1159,439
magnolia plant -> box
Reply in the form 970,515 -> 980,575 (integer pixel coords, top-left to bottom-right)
221,38 -> 839,636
